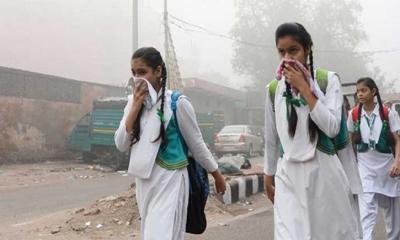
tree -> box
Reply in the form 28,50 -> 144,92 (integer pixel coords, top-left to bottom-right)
231,0 -> 390,92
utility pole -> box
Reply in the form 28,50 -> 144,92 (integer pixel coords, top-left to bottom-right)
164,0 -> 169,69
132,0 -> 139,52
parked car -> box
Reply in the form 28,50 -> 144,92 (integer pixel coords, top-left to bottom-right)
214,125 -> 264,158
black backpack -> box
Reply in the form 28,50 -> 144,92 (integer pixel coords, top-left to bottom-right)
171,90 -> 209,234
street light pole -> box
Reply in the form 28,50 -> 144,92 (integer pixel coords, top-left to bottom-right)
132,0 -> 139,52
164,0 -> 169,65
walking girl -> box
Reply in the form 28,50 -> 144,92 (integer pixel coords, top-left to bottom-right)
348,77 -> 400,240
263,22 -> 361,240
114,47 -> 226,240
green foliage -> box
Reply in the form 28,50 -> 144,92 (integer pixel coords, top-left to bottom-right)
231,0 -> 391,92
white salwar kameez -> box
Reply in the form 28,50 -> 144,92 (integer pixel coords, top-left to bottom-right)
136,164 -> 189,240
264,72 -> 360,240
347,104 -> 400,240
115,91 -> 218,240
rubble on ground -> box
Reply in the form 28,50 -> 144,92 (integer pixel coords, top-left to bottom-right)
62,184 -> 140,238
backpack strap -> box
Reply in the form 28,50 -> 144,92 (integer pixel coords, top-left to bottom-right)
268,79 -> 279,112
383,106 -> 389,121
351,105 -> 389,122
171,90 -> 182,114
268,68 -> 329,111
315,68 -> 328,94
352,106 -> 359,123
170,90 -> 187,150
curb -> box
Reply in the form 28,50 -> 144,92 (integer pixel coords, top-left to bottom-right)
219,174 -> 264,204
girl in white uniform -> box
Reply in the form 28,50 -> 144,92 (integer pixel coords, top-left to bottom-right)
114,47 -> 226,240
347,77 -> 400,240
264,22 -> 360,240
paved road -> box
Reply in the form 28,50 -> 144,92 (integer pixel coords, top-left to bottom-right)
187,206 -> 388,240
0,173 -> 134,224
1,158 -> 389,239
0,156 -> 262,225
186,207 -> 274,240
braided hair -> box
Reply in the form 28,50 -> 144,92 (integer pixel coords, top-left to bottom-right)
352,77 -> 393,145
130,47 -> 168,148
154,62 -> 168,149
275,22 -> 318,142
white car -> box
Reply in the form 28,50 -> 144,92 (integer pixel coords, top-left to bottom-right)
214,125 -> 264,158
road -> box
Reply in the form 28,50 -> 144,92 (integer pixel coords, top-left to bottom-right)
0,170 -> 134,224
0,158 -> 389,239
187,206 -> 388,240
188,156 -> 389,239
0,157 -> 264,225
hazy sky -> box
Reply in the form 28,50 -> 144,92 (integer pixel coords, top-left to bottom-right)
0,0 -> 399,89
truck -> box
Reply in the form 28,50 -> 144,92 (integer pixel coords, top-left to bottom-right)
68,97 -> 129,170
68,97 -> 225,170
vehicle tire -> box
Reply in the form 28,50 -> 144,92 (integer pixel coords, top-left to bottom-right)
82,152 -> 96,163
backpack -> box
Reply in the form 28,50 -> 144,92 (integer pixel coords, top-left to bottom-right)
350,104 -> 393,154
268,68 -> 349,155
171,90 -> 209,234
351,105 -> 389,123
269,68 -> 329,109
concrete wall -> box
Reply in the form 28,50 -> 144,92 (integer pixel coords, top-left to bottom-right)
0,67 -> 125,164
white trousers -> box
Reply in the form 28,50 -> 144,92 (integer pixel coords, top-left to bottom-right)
351,195 -> 363,240
359,193 -> 400,240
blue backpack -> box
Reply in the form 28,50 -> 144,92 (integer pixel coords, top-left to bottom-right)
171,90 -> 209,234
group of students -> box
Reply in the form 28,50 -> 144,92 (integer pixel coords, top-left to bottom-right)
263,23 -> 400,240
114,22 -> 400,240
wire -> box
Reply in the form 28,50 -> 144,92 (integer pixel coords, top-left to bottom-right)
168,14 -> 400,55
169,14 -> 275,49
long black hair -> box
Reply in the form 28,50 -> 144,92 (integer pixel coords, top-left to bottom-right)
275,22 -> 318,142
352,77 -> 393,145
130,47 -> 168,148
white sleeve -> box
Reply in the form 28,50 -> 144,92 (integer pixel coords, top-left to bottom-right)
347,109 -> 355,133
114,95 -> 133,152
309,73 -> 343,138
389,109 -> 400,133
176,97 -> 218,173
264,85 -> 279,176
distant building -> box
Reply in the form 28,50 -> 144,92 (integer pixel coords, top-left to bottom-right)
0,67 -> 251,163
183,78 -> 246,125
243,86 -> 264,126
0,66 -> 125,163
